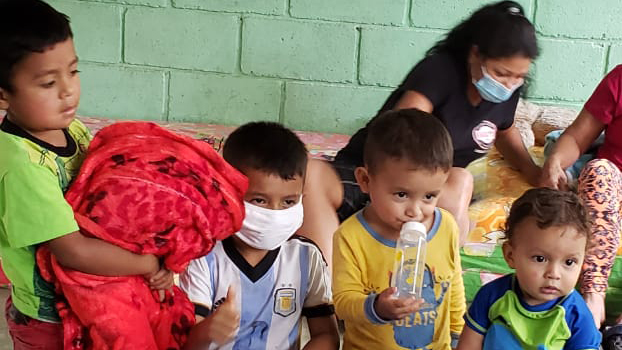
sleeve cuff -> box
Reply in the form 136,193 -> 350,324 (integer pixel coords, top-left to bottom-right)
302,304 -> 335,318
464,313 -> 487,335
194,303 -> 212,317
364,293 -> 390,325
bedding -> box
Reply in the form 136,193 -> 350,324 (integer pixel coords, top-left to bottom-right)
4,115 -> 621,323
37,122 -> 247,349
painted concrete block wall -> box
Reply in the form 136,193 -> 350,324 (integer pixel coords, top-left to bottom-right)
47,0 -> 622,134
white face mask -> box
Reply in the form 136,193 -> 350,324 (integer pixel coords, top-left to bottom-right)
235,200 -> 304,250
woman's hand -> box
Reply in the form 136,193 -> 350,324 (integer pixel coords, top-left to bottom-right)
539,108 -> 605,190
539,157 -> 568,190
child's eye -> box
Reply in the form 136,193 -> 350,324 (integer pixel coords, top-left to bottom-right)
283,199 -> 296,206
565,259 -> 577,266
71,69 -> 81,76
424,194 -> 436,200
250,198 -> 266,205
41,81 -> 55,88
394,192 -> 408,199
532,255 -> 546,263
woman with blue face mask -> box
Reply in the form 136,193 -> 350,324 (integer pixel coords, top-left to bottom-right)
296,1 -> 540,268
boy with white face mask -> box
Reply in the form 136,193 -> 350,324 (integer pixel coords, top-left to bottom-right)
180,122 -> 339,350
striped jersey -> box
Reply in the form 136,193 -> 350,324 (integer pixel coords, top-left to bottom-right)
180,236 -> 334,350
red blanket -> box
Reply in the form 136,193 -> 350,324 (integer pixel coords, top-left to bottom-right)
38,122 -> 247,349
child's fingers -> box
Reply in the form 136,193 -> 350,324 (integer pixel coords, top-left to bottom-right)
150,279 -> 172,290
210,322 -> 238,345
392,298 -> 422,315
215,286 -> 240,320
149,269 -> 174,289
154,273 -> 174,287
391,304 -> 416,316
379,287 -> 397,298
393,296 -> 417,308
149,268 -> 170,283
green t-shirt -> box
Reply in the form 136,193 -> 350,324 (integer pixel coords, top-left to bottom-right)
0,117 -> 91,322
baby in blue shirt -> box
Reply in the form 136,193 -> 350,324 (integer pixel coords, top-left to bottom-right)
457,188 -> 601,350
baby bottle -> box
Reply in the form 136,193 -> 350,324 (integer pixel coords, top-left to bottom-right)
391,221 -> 427,298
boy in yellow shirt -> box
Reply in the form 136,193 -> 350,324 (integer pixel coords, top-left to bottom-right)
333,109 -> 466,349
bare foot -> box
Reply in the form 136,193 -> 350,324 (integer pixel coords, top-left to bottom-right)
584,292 -> 606,328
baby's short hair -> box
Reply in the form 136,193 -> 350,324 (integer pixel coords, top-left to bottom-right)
364,109 -> 453,173
504,188 -> 591,242
223,122 -> 308,180
0,0 -> 73,92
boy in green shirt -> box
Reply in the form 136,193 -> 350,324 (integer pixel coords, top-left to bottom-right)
0,1 -> 170,348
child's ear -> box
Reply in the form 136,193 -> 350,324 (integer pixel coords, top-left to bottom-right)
354,166 -> 371,194
502,241 -> 516,269
0,88 -> 9,111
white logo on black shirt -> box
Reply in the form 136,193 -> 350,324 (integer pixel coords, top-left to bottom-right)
472,120 -> 497,153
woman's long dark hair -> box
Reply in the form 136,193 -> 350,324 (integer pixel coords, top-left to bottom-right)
427,1 -> 539,62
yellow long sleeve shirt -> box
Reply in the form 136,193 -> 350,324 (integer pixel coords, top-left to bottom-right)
333,208 -> 466,350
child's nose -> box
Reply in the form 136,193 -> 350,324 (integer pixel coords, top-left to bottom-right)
545,264 -> 561,280
59,78 -> 76,98
405,203 -> 423,221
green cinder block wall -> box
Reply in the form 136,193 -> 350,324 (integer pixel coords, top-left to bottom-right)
46,0 -> 622,134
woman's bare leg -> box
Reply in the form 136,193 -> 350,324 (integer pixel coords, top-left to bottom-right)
297,159 -> 344,269
437,167 -> 474,246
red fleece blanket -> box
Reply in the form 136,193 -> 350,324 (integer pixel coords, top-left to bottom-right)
37,122 -> 247,350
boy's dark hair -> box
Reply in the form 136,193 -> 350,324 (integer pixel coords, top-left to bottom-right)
504,188 -> 591,242
0,0 -> 73,92
364,109 -> 453,173
223,122 -> 308,180
428,1 -> 539,62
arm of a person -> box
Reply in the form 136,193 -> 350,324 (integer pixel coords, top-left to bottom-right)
183,309 -> 239,350
303,244 -> 340,349
495,124 -> 541,185
303,315 -> 340,350
456,326 -> 484,350
332,229 -> 382,324
184,315 -> 210,350
47,231 -> 158,276
542,67 -> 618,188
458,276 -> 496,350
1,164 -> 157,276
393,90 -> 434,112
539,110 -> 605,190
545,109 -> 605,169
181,259 -> 239,350
449,219 -> 467,348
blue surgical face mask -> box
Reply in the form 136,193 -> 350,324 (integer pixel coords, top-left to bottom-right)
472,66 -> 523,103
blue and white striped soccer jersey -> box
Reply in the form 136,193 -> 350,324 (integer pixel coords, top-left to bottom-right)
180,236 -> 334,350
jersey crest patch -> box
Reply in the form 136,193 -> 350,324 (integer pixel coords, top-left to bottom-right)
274,288 -> 296,317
